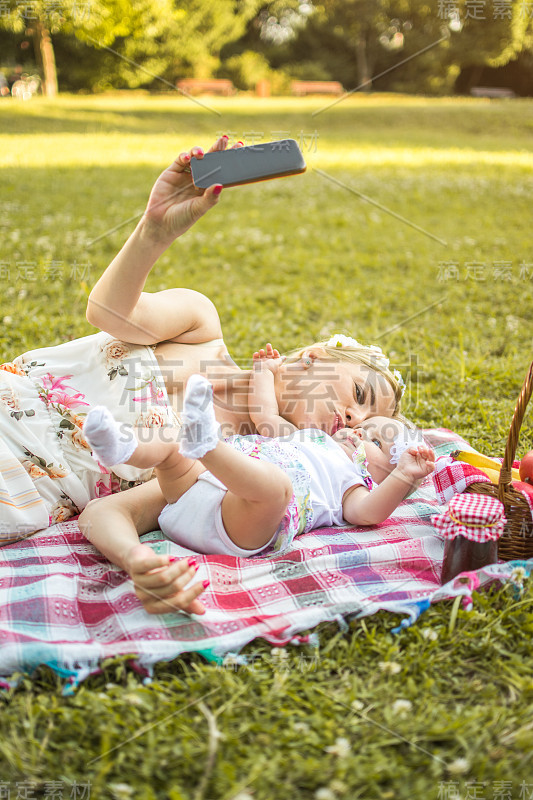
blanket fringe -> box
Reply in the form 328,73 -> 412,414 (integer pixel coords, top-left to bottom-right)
389,599 -> 432,633
1,560 -> 531,694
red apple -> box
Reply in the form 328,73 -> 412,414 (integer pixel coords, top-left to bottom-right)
519,450 -> 533,484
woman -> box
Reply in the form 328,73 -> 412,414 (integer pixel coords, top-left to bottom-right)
0,136 -> 402,615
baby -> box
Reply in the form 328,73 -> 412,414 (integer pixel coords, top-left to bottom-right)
80,364 -> 435,559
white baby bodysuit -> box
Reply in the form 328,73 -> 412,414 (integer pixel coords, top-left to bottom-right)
278,429 -> 373,528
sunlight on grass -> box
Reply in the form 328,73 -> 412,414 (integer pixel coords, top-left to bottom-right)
315,146 -> 533,168
2,95 -> 532,169
2,133 -> 532,170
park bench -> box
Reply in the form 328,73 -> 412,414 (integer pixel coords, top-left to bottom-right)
470,87 -> 515,99
291,80 -> 344,96
176,78 -> 236,96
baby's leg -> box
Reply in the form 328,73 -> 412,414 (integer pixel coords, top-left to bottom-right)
180,375 -> 293,550
86,378 -> 293,550
84,407 -> 203,504
202,442 -> 293,551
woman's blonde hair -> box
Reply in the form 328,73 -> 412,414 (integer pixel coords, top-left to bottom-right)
284,339 -> 406,421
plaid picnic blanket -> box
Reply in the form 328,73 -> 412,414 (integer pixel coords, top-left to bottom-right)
0,428 -> 530,695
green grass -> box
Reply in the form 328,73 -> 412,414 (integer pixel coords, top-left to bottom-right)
1,94 -> 533,798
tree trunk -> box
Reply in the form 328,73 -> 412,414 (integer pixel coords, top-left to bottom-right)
33,20 -> 58,97
465,64 -> 484,93
356,32 -> 372,91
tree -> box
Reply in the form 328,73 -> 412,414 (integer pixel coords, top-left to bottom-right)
67,0 -> 263,85
0,0 -> 171,95
0,0 -> 263,94
443,0 -> 529,90
171,0 -> 262,79
0,0 -> 64,95
66,0 -> 183,89
275,0 -> 528,94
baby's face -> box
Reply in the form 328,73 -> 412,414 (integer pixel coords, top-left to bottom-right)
332,416 -> 408,484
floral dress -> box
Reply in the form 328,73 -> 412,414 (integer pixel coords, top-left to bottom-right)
0,332 -> 176,540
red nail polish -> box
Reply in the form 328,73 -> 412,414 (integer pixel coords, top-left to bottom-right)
188,557 -> 197,567
168,556 -> 179,563
222,134 -> 229,139
237,141 -> 243,146
183,153 -> 190,160
213,184 -> 223,196
202,579 -> 210,588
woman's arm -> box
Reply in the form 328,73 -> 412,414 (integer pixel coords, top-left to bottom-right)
78,480 -> 207,615
87,139 -> 228,345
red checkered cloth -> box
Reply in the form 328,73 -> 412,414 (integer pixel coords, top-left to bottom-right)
432,453 -> 533,518
432,454 -> 493,503
431,493 -> 506,542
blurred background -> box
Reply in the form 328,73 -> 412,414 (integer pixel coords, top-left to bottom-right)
1,0 -> 533,99
1,0 -> 532,450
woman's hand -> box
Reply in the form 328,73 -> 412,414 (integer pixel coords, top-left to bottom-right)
125,543 -> 208,615
142,136 -> 232,244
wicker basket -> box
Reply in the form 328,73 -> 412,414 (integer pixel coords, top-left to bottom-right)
464,361 -> 533,561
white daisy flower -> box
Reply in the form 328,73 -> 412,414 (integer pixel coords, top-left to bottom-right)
326,334 -> 361,349
391,699 -> 413,717
393,369 -> 406,395
511,566 -> 526,585
109,784 -> 134,798
223,653 -> 247,669
324,737 -> 351,758
447,757 -> 470,775
378,660 -> 401,675
315,789 -> 335,800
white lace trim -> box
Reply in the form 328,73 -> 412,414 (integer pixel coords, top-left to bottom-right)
389,428 -> 424,464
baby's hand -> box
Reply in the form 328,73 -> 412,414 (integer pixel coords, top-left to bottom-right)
252,343 -> 285,374
396,444 -> 435,484
252,342 -> 281,363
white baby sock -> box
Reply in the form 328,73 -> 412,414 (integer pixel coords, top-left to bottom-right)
84,406 -> 137,466
179,374 -> 220,459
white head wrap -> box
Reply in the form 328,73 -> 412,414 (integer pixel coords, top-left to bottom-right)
389,427 -> 425,465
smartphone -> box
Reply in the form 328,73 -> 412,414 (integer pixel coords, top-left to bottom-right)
190,139 -> 306,189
